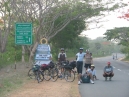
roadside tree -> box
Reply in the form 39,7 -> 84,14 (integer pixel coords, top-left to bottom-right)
0,0 -> 126,62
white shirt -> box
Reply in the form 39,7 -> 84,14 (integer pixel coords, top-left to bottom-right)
76,52 -> 85,61
88,69 -> 96,76
105,68 -> 112,72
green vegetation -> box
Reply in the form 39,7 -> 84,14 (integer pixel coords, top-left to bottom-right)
104,27 -> 129,59
0,78 -> 22,94
0,0 -> 125,64
88,37 -> 122,57
121,55 -> 129,62
50,19 -> 86,60
0,66 -> 29,97
0,36 -> 122,68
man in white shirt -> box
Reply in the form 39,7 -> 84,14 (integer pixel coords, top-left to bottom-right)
76,48 -> 85,85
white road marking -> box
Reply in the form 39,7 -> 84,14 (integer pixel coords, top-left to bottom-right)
117,69 -> 121,71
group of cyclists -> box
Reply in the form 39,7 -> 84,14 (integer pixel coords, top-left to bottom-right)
75,48 -> 95,85
58,48 -> 94,84
58,47 -> 114,85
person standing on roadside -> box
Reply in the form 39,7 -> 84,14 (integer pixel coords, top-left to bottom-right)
58,48 -> 67,79
84,50 -> 93,70
76,48 -> 85,85
116,53 -> 117,59
113,54 -> 115,60
58,48 -> 67,63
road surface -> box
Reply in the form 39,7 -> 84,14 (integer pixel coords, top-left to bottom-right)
79,54 -> 129,97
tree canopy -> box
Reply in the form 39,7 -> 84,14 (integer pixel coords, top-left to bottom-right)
104,27 -> 129,46
50,19 -> 86,49
104,27 -> 129,55
118,2 -> 129,21
0,0 -> 127,62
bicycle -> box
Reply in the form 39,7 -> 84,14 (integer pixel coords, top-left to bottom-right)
28,61 -> 39,79
60,61 -> 75,82
28,65 -> 44,83
28,61 -> 59,82
40,62 -> 59,82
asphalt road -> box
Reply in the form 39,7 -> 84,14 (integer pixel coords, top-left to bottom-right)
79,53 -> 129,97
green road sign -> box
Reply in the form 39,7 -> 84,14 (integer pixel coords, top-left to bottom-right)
15,23 -> 32,45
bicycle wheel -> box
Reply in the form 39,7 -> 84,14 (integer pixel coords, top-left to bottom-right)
35,71 -> 44,83
43,69 -> 51,81
50,69 -> 58,82
64,69 -> 75,82
28,68 -> 35,79
54,67 -> 59,74
38,71 -> 44,82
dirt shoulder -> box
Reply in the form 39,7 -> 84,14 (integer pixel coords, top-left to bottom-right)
118,57 -> 129,63
8,77 -> 80,97
0,60 -> 80,97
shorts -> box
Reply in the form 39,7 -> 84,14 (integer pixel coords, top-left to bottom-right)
103,73 -> 114,77
84,64 -> 91,69
76,61 -> 83,74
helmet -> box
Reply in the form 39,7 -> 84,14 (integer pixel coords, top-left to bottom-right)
61,48 -> 64,51
91,64 -> 95,67
86,49 -> 89,52
79,48 -> 83,50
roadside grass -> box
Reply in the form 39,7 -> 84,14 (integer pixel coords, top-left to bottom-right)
121,56 -> 129,63
0,61 -> 14,69
0,63 -> 30,97
122,56 -> 129,61
0,76 -> 23,96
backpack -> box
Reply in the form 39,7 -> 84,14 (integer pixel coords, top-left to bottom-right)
41,64 -> 49,70
69,61 -> 76,69
81,73 -> 90,83
32,65 -> 40,72
49,61 -> 55,68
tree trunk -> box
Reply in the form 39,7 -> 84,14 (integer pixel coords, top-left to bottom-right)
29,42 -> 38,62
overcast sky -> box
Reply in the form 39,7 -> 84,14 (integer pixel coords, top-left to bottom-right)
82,0 -> 129,39
82,15 -> 129,39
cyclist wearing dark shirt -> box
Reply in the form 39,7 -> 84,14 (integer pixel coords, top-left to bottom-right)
58,48 -> 67,79
58,48 -> 67,62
